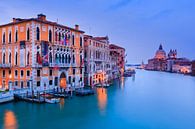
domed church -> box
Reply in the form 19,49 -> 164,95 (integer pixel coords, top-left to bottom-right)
154,44 -> 166,59
145,44 -> 167,71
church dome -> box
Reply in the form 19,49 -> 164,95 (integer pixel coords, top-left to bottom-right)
154,44 -> 166,59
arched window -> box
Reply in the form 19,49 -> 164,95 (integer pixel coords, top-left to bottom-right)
80,55 -> 82,64
65,54 -> 67,64
49,52 -> 52,63
59,55 -> 62,63
36,27 -> 40,41
72,35 -> 75,46
72,55 -> 75,64
62,55 -> 65,63
36,52 -> 41,64
27,52 -> 30,65
49,30 -> 52,42
3,53 -> 5,64
27,28 -> 30,41
55,32 -> 58,41
55,54 -> 58,63
9,32 -> 11,43
68,55 -> 71,64
58,33 -> 61,41
15,52 -> 18,65
80,37 -> 82,47
3,33 -> 5,43
15,30 -> 18,42
9,53 -> 11,64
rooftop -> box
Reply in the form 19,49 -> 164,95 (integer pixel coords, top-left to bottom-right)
0,14 -> 84,33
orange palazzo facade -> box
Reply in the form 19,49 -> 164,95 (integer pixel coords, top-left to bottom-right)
0,14 -> 84,90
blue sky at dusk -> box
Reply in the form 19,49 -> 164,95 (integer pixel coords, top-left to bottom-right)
0,0 -> 194,63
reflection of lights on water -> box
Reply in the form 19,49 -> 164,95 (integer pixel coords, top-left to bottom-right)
4,110 -> 18,129
120,77 -> 125,89
97,88 -> 107,114
59,98 -> 65,109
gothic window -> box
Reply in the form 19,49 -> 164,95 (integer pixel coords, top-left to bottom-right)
9,32 -> 11,43
72,35 -> 75,46
49,52 -> 52,63
9,53 -> 11,64
3,53 -> 5,64
65,54 -> 67,63
68,55 -> 71,64
59,55 -> 62,63
55,32 -> 58,41
73,55 -> 75,64
55,54 -> 58,63
62,54 -> 65,63
36,52 -> 40,63
49,30 -> 52,42
58,33 -> 61,41
3,32 -> 5,43
80,37 -> 82,47
15,30 -> 18,42
27,52 -> 30,65
36,27 -> 40,41
27,28 -> 30,41
15,52 -> 18,65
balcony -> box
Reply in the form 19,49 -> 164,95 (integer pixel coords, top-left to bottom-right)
0,63 -> 11,68
49,63 -> 71,68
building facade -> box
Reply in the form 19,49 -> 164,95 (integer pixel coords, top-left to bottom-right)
84,35 -> 110,86
192,60 -> 195,76
0,14 -> 84,90
145,44 -> 167,71
109,44 -> 125,78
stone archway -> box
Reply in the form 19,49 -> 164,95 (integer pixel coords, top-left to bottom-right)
60,72 -> 67,89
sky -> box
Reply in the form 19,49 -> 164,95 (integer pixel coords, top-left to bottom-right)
0,0 -> 195,63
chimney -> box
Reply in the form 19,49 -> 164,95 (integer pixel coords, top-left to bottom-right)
37,14 -> 46,21
75,24 -> 79,30
13,18 -> 17,23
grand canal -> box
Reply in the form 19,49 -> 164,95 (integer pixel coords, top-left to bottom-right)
1,70 -> 195,129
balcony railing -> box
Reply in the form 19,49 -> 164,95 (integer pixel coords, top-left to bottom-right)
49,63 -> 71,68
0,63 -> 11,68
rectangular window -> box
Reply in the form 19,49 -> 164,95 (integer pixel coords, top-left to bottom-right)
3,70 -> 5,77
21,81 -> 24,88
49,80 -> 53,85
68,76 -> 71,84
73,69 -> 76,75
80,68 -> 82,74
27,70 -> 30,77
27,81 -> 30,87
15,81 -> 18,86
37,81 -> 40,87
37,70 -> 40,77
55,77 -> 58,86
49,69 -> 52,76
9,70 -> 11,75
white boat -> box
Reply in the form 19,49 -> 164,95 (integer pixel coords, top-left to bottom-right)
45,97 -> 60,104
96,83 -> 110,88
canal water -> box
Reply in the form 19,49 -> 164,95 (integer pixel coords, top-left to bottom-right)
1,70 -> 195,129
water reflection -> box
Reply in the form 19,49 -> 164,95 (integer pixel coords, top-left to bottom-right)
120,77 -> 125,89
4,110 -> 18,129
59,98 -> 65,110
96,88 -> 107,114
